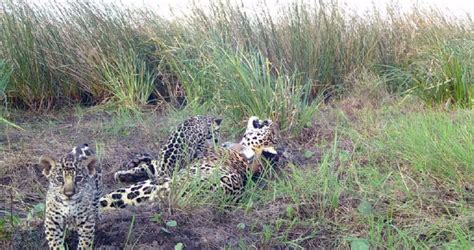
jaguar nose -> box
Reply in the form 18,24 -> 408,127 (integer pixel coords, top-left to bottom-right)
63,183 -> 75,198
63,190 -> 75,198
64,188 -> 75,197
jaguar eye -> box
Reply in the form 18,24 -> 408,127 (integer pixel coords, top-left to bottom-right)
75,175 -> 84,183
55,175 -> 64,183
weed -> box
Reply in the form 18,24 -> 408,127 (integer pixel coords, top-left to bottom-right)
124,215 -> 136,247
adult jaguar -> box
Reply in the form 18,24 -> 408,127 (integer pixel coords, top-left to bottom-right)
99,116 -> 278,210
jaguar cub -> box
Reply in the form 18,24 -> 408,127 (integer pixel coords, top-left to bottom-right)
40,144 -> 102,249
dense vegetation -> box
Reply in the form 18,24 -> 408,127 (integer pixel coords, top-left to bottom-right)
1,1 -> 472,116
0,0 -> 472,248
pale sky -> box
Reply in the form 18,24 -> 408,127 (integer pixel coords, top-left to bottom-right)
31,0 -> 474,19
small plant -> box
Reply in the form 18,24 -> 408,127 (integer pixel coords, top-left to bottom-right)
349,238 -> 370,250
150,213 -> 162,223
166,220 -> 178,227
261,224 -> 273,244
237,222 -> 246,230
0,211 -> 20,240
174,242 -> 184,250
26,203 -> 45,221
160,220 -> 178,234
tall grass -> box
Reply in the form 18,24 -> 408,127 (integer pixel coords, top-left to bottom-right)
186,1 -> 388,90
99,50 -> 156,112
165,44 -> 317,130
184,1 -> 472,96
387,40 -> 473,107
0,0 -> 472,113
0,60 -> 23,130
0,0 -> 161,110
0,60 -> 10,107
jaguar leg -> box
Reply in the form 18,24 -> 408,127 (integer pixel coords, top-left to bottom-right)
76,215 -> 95,250
114,155 -> 158,183
44,211 -> 65,250
124,153 -> 153,169
99,178 -> 171,211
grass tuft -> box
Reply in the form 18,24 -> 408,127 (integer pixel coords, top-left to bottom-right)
166,44 -> 318,130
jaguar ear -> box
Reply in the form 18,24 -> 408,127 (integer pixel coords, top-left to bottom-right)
247,116 -> 259,130
262,119 -> 272,127
83,156 -> 97,176
253,120 -> 260,129
39,156 -> 56,177
214,117 -> 223,126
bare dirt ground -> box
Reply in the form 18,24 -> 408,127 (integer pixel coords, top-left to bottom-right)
1,107 -> 343,249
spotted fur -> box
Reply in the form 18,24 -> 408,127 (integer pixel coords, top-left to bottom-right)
113,115 -> 222,183
99,116 -> 278,210
40,144 -> 102,249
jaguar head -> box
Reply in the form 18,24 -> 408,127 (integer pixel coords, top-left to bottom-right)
40,145 -> 97,200
241,116 -> 278,156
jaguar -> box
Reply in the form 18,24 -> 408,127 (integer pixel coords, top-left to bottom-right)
99,116 -> 278,210
113,115 -> 222,183
40,144 -> 102,249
